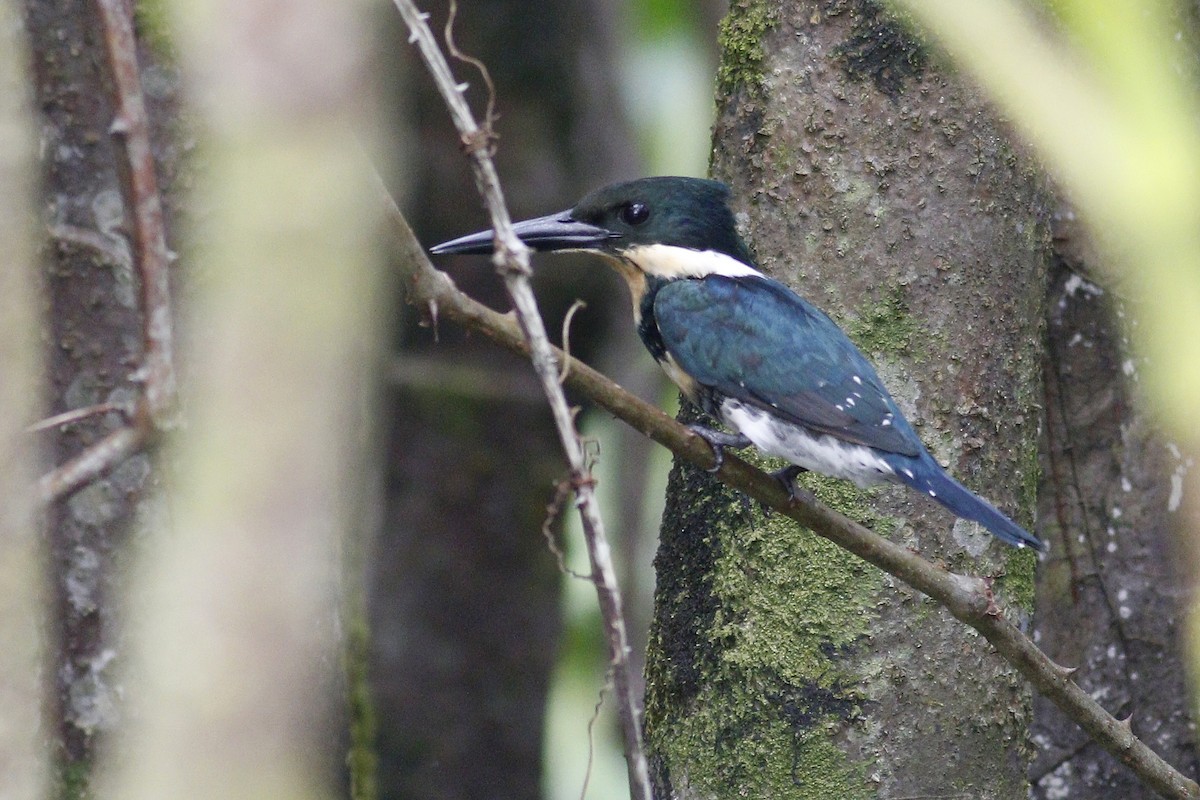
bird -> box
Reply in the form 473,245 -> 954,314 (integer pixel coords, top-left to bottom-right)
431,176 -> 1045,551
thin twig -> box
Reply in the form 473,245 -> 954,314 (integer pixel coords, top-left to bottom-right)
38,0 -> 177,507
385,196 -> 1200,800
393,5 -> 654,800
542,479 -> 591,581
443,0 -> 497,135
581,670 -> 614,800
37,411 -> 153,505
559,299 -> 586,383
27,402 -> 126,433
93,0 -> 176,422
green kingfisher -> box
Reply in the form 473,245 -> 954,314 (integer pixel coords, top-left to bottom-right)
431,176 -> 1045,551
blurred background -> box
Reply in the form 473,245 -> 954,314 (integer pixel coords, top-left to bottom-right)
17,1 -> 1200,798
378,2 -> 725,798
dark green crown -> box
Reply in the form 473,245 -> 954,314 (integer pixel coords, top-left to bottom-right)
570,177 -> 753,264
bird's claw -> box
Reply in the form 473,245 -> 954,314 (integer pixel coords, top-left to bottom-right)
770,464 -> 808,502
757,465 -> 809,519
687,424 -> 751,473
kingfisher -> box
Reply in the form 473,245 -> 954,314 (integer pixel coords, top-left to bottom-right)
431,176 -> 1044,551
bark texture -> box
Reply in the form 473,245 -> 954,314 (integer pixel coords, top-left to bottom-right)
1030,217 -> 1200,797
23,0 -> 179,785
645,1 -> 1050,797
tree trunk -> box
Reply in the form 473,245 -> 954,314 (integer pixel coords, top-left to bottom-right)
645,1 -> 1049,796
23,0 -> 180,789
1026,7 -> 1200,797
1030,211 -> 1200,797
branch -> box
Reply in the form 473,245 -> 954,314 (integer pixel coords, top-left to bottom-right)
37,405 -> 153,505
93,0 -> 176,421
27,401 -> 125,434
37,0 -> 177,506
392,5 -> 653,800
385,201 -> 1200,800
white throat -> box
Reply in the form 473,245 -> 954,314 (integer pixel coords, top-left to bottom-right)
620,243 -> 761,280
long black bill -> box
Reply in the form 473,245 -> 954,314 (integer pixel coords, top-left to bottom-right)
430,211 -> 618,255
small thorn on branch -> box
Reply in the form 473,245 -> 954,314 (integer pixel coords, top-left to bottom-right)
37,406 -> 154,506
94,0 -> 178,425
459,128 -> 497,157
1050,660 -> 1079,679
982,575 -> 1003,617
424,297 -> 440,340
27,402 -> 126,433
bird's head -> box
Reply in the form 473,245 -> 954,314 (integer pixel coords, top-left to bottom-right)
431,176 -> 757,279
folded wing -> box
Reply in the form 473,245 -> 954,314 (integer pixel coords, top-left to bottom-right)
654,274 -> 921,457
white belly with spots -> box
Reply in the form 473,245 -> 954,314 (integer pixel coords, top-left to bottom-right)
721,399 -> 894,488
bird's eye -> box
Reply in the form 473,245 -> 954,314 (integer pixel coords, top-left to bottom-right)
621,202 -> 650,226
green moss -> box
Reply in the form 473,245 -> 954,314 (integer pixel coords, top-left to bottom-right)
998,545 -> 1038,612
716,0 -> 777,98
714,504 -> 878,679
845,287 -> 921,359
1020,435 -> 1041,521
56,759 -> 91,800
651,677 -> 873,799
805,472 -> 898,535
646,449 -> 887,798
134,0 -> 176,61
345,612 -> 378,800
997,435 -> 1040,611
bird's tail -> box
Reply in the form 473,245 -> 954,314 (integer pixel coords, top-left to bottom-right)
895,459 -> 1046,551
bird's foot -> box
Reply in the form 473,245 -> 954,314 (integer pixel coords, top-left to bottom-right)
687,424 -> 751,473
757,465 -> 809,519
770,464 -> 808,502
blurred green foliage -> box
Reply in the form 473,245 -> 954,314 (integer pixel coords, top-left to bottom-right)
629,0 -> 700,39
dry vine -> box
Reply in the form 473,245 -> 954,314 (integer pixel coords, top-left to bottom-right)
392,4 -> 653,799
38,0 -> 176,505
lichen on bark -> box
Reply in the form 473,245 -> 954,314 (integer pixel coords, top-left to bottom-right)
646,1 -> 1050,796
715,0 -> 778,98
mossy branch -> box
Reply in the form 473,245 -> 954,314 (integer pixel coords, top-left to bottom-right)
387,201 -> 1198,800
